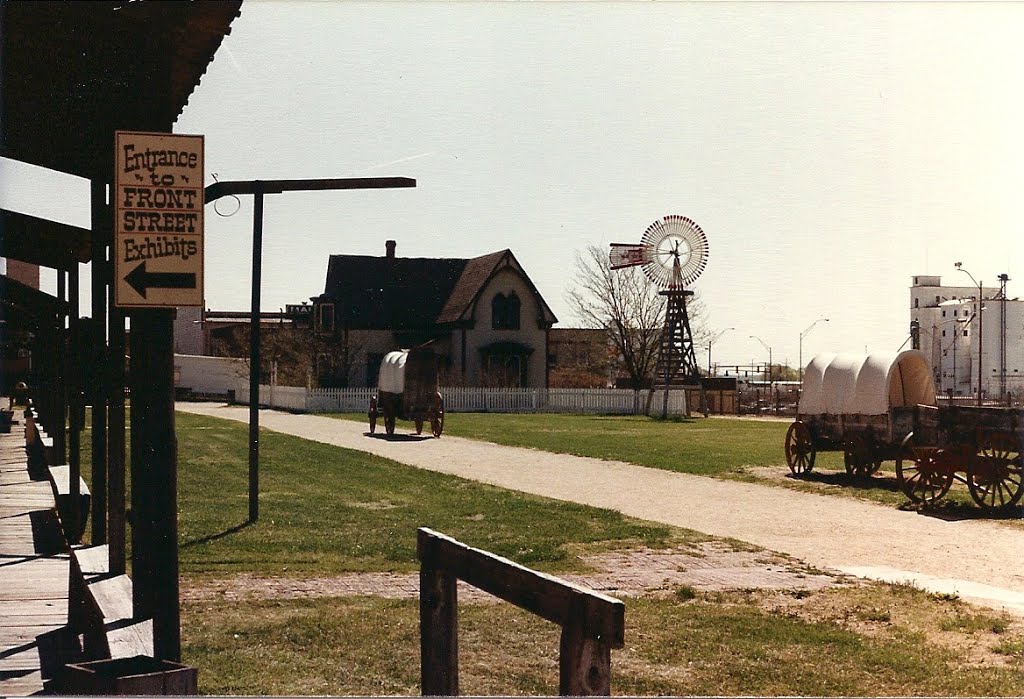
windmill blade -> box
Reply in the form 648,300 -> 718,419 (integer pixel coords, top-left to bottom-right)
612,215 -> 709,290
642,214 -> 709,289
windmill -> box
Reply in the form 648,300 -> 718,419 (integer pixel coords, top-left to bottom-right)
610,215 -> 709,417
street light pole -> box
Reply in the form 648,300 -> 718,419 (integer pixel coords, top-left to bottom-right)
798,318 -> 829,383
955,262 -> 983,406
749,335 -> 772,382
707,327 -> 735,375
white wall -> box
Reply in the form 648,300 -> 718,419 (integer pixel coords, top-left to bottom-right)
174,354 -> 248,397
910,275 -> 1000,393
931,297 -> 1024,399
173,307 -> 204,355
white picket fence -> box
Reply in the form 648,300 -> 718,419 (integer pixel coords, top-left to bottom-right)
234,384 -> 690,416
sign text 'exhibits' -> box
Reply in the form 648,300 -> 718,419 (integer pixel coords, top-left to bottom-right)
115,132 -> 204,307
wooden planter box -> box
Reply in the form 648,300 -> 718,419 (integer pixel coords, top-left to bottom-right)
64,655 -> 197,695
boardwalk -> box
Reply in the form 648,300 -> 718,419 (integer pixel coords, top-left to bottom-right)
0,419 -> 71,696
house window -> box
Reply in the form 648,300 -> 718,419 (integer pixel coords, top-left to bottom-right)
941,310 -> 946,318
316,353 -> 333,381
963,330 -> 968,337
942,330 -> 946,337
315,302 -> 335,335
914,299 -> 919,308
491,292 -> 521,330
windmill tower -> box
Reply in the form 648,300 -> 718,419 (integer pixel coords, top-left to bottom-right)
610,215 -> 709,417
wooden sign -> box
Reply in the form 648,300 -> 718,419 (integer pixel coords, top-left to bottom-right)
114,131 -> 204,307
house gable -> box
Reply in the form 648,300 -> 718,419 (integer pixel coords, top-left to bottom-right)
437,249 -> 558,329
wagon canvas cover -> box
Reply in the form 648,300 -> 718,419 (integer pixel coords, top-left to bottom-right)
378,351 -> 408,394
799,350 -> 936,417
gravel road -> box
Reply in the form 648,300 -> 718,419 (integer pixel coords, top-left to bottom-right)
178,403 -> 1024,615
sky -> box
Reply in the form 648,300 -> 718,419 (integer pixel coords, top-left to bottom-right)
6,1 -> 1024,370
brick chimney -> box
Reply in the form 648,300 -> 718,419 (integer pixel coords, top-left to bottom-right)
385,240 -> 396,258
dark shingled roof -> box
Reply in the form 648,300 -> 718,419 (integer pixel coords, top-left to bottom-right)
1,1 -> 242,268
320,255 -> 469,330
320,248 -> 557,330
436,250 -> 509,323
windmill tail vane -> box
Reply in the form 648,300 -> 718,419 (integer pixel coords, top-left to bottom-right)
609,243 -> 645,270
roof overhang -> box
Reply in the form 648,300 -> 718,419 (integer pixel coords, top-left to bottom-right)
0,0 -> 242,268
0,274 -> 69,321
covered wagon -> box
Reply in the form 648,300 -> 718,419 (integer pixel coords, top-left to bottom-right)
786,350 -> 1024,511
369,347 -> 444,437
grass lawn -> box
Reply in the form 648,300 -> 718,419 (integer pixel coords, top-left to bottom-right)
326,411 -> 995,511
174,411 -> 680,576
72,409 -> 1024,695
184,584 -> 1024,696
328,412 -> 828,475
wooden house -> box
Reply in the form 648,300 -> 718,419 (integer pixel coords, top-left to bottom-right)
310,241 -> 557,388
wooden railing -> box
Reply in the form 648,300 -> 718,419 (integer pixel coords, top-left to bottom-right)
417,528 -> 624,696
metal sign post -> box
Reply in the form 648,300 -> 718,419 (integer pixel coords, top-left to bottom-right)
203,176 -> 416,523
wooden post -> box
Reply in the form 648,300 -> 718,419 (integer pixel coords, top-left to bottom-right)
418,533 -> 459,696
417,528 -> 623,697
108,306 -> 126,574
68,262 -> 82,543
91,179 -> 108,545
128,309 -> 180,661
55,270 -> 67,462
559,593 -> 612,696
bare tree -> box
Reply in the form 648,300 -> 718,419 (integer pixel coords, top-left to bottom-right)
566,244 -> 709,389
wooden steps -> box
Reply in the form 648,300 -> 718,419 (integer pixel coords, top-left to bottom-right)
71,544 -> 154,661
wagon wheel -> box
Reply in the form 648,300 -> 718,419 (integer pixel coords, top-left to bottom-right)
384,412 -> 396,436
785,421 -> 815,475
415,419 -> 424,435
368,397 -> 378,434
895,433 -> 952,506
430,393 -> 445,438
967,432 -> 1024,511
844,433 -> 882,479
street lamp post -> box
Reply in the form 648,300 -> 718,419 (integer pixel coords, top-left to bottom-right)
955,262 -> 983,406
798,318 -> 829,383
707,327 -> 735,375
749,335 -> 772,382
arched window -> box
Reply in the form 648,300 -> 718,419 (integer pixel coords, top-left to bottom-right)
505,292 -> 520,330
492,293 -> 506,329
491,292 -> 521,330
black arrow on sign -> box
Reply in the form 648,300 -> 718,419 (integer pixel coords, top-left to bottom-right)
124,261 -> 196,299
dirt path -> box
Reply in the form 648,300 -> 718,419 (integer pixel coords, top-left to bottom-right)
182,542 -> 841,603
178,403 -> 1024,615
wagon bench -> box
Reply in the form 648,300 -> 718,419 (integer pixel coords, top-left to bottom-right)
785,350 -> 1024,511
